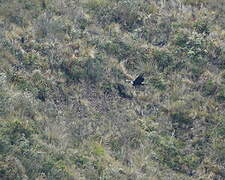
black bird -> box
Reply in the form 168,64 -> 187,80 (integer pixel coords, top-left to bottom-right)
130,73 -> 145,86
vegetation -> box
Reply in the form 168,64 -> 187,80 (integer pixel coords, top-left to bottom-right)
1,0 -> 225,179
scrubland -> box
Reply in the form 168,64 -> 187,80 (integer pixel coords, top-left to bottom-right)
0,0 -> 225,179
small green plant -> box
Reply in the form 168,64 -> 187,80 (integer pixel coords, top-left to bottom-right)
92,143 -> 105,156
170,111 -> 193,130
152,50 -> 173,71
31,71 -> 50,101
190,65 -> 204,80
202,80 -> 217,96
0,157 -> 25,180
0,91 -> 10,117
173,31 -> 189,48
216,87 -> 225,103
9,72 -> 33,92
61,59 -> 84,82
84,57 -> 104,83
61,57 -> 104,84
0,120 -> 33,146
23,52 -> 39,66
101,82 -> 113,94
182,0 -> 208,6
84,0 -> 109,10
194,20 -> 210,35
154,135 -> 199,174
102,40 -> 133,61
150,77 -> 166,90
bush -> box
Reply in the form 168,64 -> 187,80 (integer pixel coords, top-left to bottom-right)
207,44 -> 225,69
216,87 -> 225,103
149,77 -> 166,90
173,31 -> 189,48
152,50 -> 173,71
102,40 -> 133,61
194,20 -> 210,35
5,120 -> 33,145
170,111 -> 193,130
190,65 -> 204,80
91,143 -> 105,156
101,82 -> 113,94
84,57 -> 104,83
154,135 -> 199,174
86,0 -> 150,31
0,156 -> 26,180
61,59 -> 85,82
0,92 -> 10,117
202,80 -> 217,96
138,17 -> 172,46
31,71 -> 50,101
182,0 -> 209,6
35,14 -> 72,40
113,0 -> 144,31
61,57 -> 104,84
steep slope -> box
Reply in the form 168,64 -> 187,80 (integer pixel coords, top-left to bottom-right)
0,0 -> 225,179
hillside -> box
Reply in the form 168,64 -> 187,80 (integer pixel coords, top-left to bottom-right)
0,0 -> 225,179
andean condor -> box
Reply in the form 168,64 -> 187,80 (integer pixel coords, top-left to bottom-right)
130,73 -> 145,86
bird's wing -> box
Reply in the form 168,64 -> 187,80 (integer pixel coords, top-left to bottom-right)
134,73 -> 144,82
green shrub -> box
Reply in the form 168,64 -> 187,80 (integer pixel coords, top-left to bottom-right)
173,31 -> 207,67
139,18 -> 172,46
61,58 -> 84,82
91,143 -> 105,156
154,135 -> 199,174
113,0 -> 144,31
109,137 -> 123,153
77,17 -> 91,30
7,73 -> 28,92
17,79 -> 33,92
101,82 -> 113,94
9,15 -> 25,26
102,40 -> 133,61
182,0 -> 208,6
0,157 -> 25,180
8,70 -> 51,101
194,20 -> 210,35
170,111 -> 193,130
23,52 -> 39,67
0,92 -> 10,117
41,157 -> 59,175
207,44 -> 225,69
173,31 -> 189,48
31,72 -> 50,101
6,120 -> 32,145
35,15 -> 72,40
190,65 -> 204,80
61,57 -> 104,84
150,77 -> 166,90
84,57 -> 104,83
86,0 -> 149,31
212,139 -> 225,165
1,40 -> 23,62
216,87 -> 225,102
152,50 -> 173,71
202,80 -> 217,96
